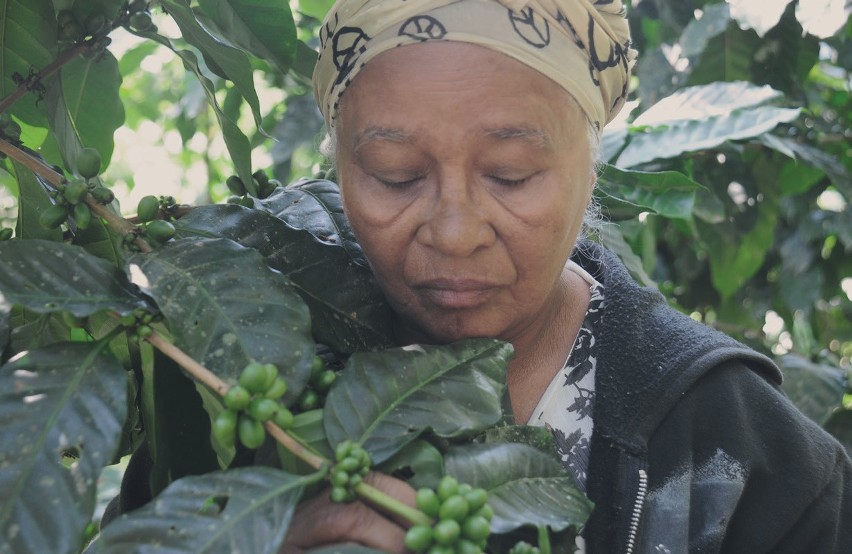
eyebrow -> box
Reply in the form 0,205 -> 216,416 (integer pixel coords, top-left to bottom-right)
483,126 -> 550,149
353,127 -> 414,153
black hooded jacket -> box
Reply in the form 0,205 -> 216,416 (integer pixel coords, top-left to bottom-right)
572,242 -> 852,553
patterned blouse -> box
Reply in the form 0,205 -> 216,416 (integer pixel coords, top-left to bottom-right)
528,261 -> 604,494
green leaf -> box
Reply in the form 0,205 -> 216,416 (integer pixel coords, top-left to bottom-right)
596,164 -> 700,220
0,0 -> 56,126
444,443 -> 592,534
55,52 -> 125,171
376,438 -> 444,490
698,186 -> 778,299
0,341 -> 127,554
175,204 -> 394,353
324,339 -> 513,464
11,161 -> 61,241
778,354 -> 846,426
481,425 -> 556,456
688,23 -> 760,85
127,237 -> 314,394
279,409 -> 333,474
0,238 -> 147,317
256,179 -> 364,264
297,0 -> 335,21
597,224 -> 656,288
197,0 -> 297,74
161,0 -> 264,131
679,3 -> 731,58
98,467 -> 319,553
617,82 -> 800,168
759,134 -> 852,200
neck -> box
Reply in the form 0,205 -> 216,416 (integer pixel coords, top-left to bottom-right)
506,267 -> 591,424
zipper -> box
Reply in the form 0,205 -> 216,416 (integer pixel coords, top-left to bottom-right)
624,468 -> 648,554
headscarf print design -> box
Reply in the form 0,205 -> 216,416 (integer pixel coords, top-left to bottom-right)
313,0 -> 637,132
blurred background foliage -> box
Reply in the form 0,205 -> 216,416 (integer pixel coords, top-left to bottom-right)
0,0 -> 849,443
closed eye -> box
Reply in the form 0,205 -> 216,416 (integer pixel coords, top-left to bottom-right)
488,174 -> 534,187
376,174 -> 424,189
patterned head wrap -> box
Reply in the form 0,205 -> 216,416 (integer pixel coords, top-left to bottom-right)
312,0 -> 636,133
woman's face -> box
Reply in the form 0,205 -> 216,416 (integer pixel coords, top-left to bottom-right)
336,42 -> 595,344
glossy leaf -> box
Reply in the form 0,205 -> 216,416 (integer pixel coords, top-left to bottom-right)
0,341 -> 127,554
0,238 -> 147,317
617,82 -> 800,168
596,164 -> 700,220
197,0 -> 297,74
98,467 -> 319,553
778,354 -> 846,426
759,134 -> 851,200
162,0 -> 264,130
11,161 -> 61,241
175,204 -> 394,353
376,438 -> 444,490
127,237 -> 314,392
597,225 -> 655,288
256,179 -> 365,264
444,443 -> 592,534
0,0 -> 55,126
55,52 -> 125,171
324,339 -> 512,463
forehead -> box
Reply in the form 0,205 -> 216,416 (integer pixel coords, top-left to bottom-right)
336,42 -> 588,147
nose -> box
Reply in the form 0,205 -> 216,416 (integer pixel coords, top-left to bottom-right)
415,178 -> 496,257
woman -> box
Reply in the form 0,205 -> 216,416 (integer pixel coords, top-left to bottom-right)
284,0 -> 852,552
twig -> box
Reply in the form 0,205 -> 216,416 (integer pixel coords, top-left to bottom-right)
0,42 -> 89,114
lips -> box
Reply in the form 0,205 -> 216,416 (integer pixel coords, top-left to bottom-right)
413,278 -> 501,309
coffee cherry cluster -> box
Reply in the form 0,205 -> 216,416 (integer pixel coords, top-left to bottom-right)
224,170 -> 282,203
329,440 -> 372,503
212,362 -> 294,450
134,195 -> 176,246
118,307 -> 160,340
404,476 -> 493,554
38,147 -> 114,232
293,355 -> 337,413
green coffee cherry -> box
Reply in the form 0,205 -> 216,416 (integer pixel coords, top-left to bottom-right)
416,488 -> 441,518
439,495 -> 470,522
261,363 -> 278,391
146,220 -> 176,242
248,398 -> 278,422
0,228 -> 13,241
212,410 -> 238,448
39,204 -> 68,229
129,0 -> 148,14
313,370 -> 337,393
85,13 -> 106,35
137,324 -> 153,338
3,120 -> 21,141
64,179 -> 88,204
238,415 -> 266,449
76,147 -> 102,179
226,175 -> 247,196
405,525 -> 434,552
136,195 -> 159,222
239,362 -> 269,394
223,386 -> 251,411
73,202 -> 92,230
298,389 -> 320,411
263,377 -> 288,400
437,475 -> 459,501
272,407 -> 294,430
90,185 -> 114,204
433,520 -> 461,546
129,11 -> 153,31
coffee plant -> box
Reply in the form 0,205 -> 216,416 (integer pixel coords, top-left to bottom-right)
0,1 -> 849,553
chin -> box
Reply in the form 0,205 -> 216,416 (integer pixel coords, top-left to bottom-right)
397,310 -> 503,345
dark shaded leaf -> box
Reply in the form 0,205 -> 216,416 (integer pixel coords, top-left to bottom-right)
11,161 -> 61,241
324,340 -> 512,463
376,438 -> 444,490
99,467 -> 319,554
481,425 -> 556,456
778,354 -> 846,426
0,239 -> 147,317
597,225 -> 656,288
255,179 -> 365,264
0,341 -> 127,554
128,237 -> 314,395
444,443 -> 592,534
175,204 -> 394,353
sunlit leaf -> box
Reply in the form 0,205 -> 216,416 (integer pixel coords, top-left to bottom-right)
324,339 -> 512,463
0,341 -> 127,554
597,165 -> 700,220
444,443 -> 592,534
197,0 -> 297,74
98,467 -> 319,553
